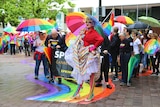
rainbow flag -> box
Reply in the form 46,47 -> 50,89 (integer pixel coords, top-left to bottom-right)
102,12 -> 114,36
48,19 -> 58,30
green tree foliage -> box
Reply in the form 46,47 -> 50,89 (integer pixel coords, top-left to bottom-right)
0,0 -> 75,26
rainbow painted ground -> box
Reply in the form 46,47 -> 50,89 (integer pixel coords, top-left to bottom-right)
25,74 -> 115,104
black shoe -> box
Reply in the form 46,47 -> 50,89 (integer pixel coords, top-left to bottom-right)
95,83 -> 102,87
106,84 -> 112,89
58,78 -> 62,84
34,76 -> 38,79
49,79 -> 54,83
95,78 -> 102,83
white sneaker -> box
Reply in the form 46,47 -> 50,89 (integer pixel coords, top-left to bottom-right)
150,73 -> 157,76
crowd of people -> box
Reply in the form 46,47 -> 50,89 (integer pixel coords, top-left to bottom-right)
1,17 -> 160,102
2,32 -> 35,56
108,27 -> 160,87
33,18 -> 159,101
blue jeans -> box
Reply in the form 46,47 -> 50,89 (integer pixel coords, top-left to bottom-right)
142,53 -> 148,68
34,54 -> 49,77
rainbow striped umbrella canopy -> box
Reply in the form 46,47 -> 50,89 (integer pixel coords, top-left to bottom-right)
114,15 -> 134,25
144,39 -> 159,55
66,12 -> 105,38
16,18 -> 53,32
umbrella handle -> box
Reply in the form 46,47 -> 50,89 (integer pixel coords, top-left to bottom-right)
146,25 -> 150,29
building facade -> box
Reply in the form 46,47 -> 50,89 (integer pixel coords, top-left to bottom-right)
67,0 -> 160,21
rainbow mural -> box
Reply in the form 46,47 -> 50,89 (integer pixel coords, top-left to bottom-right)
25,74 -> 115,104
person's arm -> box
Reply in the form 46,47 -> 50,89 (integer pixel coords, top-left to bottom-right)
44,36 -> 49,47
102,36 -> 110,51
59,35 -> 67,51
138,39 -> 142,52
93,31 -> 104,48
110,36 -> 117,48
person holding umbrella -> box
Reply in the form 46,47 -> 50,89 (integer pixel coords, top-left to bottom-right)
126,30 -> 142,87
150,33 -> 160,76
65,17 -> 104,101
33,31 -> 50,79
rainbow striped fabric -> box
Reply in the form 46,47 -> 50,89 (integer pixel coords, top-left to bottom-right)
102,13 -> 114,36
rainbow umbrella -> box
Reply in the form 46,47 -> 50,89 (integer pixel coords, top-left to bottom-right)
114,15 -> 134,25
66,12 -> 105,38
65,32 -> 77,47
66,12 -> 87,36
128,55 -> 140,82
144,39 -> 159,55
16,18 -> 53,32
4,26 -> 17,34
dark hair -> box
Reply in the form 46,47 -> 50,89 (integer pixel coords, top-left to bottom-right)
126,28 -> 132,35
132,30 -> 138,36
113,27 -> 119,33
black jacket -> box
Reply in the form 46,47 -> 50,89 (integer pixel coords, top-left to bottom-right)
101,36 -> 110,56
110,33 -> 121,55
24,40 -> 30,48
45,34 -> 67,52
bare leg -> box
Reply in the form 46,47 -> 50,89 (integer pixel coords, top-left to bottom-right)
85,73 -> 95,101
72,83 -> 83,98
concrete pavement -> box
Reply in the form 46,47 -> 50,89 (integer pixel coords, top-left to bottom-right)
0,54 -> 160,107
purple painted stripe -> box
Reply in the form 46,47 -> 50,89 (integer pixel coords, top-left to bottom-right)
25,74 -> 58,100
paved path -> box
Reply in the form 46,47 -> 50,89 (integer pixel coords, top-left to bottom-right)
0,54 -> 160,107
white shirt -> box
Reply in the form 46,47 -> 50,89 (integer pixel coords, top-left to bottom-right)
133,38 -> 141,55
33,38 -> 45,53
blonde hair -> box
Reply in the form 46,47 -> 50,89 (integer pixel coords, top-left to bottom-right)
152,33 -> 158,39
86,17 -> 95,25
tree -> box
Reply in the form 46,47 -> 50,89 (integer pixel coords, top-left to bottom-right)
0,0 -> 75,26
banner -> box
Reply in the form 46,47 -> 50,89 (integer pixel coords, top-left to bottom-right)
55,51 -> 73,78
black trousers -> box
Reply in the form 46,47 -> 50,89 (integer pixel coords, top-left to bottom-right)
111,53 -> 118,77
4,46 -> 8,53
120,53 -> 131,83
19,46 -> 23,53
24,46 -> 30,56
10,44 -> 16,55
31,44 -> 34,52
97,54 -> 110,82
49,49 -> 61,81
150,53 -> 159,74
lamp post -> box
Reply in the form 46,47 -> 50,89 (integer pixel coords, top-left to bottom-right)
99,0 -> 102,22
0,9 -> 5,28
